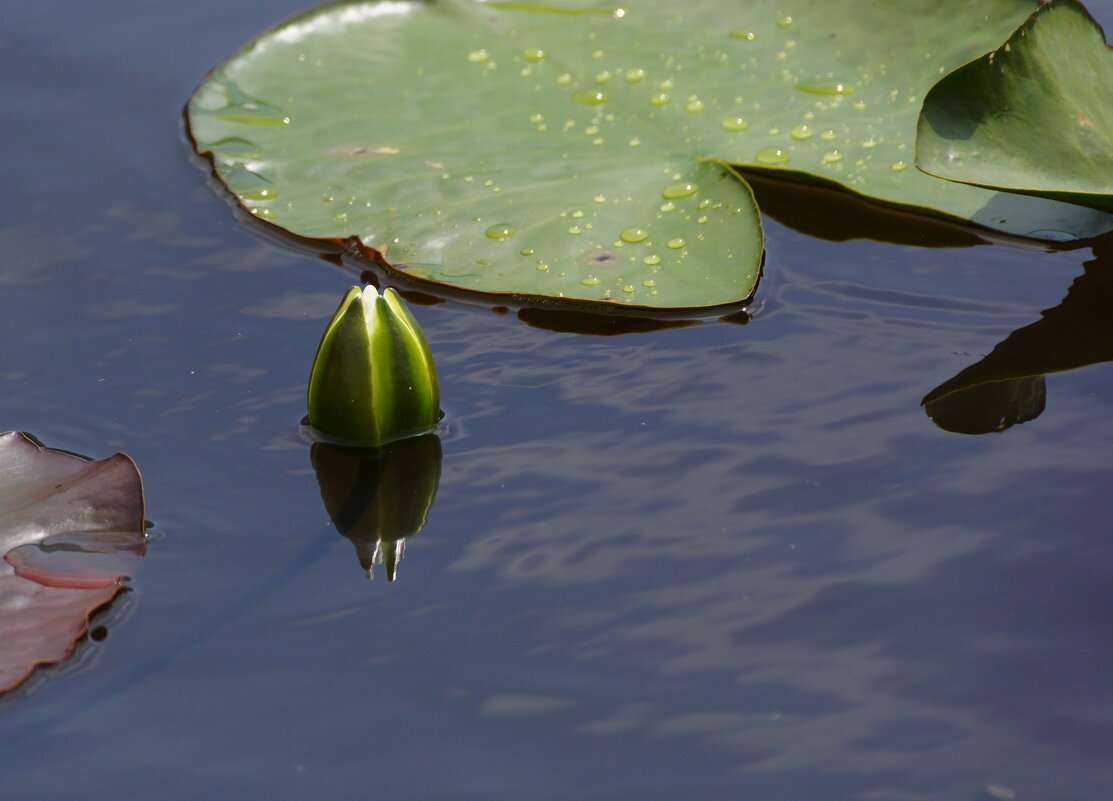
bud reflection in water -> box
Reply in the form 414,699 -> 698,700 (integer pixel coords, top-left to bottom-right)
310,434 -> 442,581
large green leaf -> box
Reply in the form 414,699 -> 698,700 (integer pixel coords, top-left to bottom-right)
188,0 -> 1113,309
917,0 -> 1113,214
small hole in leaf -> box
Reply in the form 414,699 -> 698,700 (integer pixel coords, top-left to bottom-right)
585,249 -> 620,266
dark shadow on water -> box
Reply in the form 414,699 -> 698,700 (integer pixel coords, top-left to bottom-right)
310,434 -> 442,581
739,168 -> 989,248
516,307 -> 703,335
923,232 -> 1113,434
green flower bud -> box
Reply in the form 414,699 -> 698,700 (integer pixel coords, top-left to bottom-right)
307,286 -> 440,445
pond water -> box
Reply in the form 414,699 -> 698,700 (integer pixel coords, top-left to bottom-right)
3,2 -> 1113,799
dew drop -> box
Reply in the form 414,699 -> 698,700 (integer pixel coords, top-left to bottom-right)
658,78 -> 674,90
767,126 -> 781,136
662,182 -> 698,199
685,96 -> 706,113
595,70 -> 613,83
620,227 -> 649,243
232,169 -> 282,201
852,100 -> 867,111
485,223 -> 515,240
567,226 -> 582,235
581,276 -> 602,286
642,279 -> 657,288
520,248 -> 535,256
210,137 -> 265,160
820,129 -> 837,141
629,137 -> 641,147
625,67 -> 648,82
622,285 -> 636,293
790,124 -> 813,140
796,80 -> 856,96
571,209 -> 585,218
593,194 -> 607,203
721,116 -> 749,132
822,149 -> 844,163
557,72 -> 573,85
650,92 -> 670,106
659,201 -> 676,212
467,49 -> 490,64
529,112 -> 545,124
755,146 -> 790,164
643,254 -> 661,265
573,90 -> 609,105
522,47 -> 545,61
862,137 -> 878,149
776,15 -> 793,27
536,263 -> 550,271
666,238 -> 686,249
890,160 -> 907,172
697,215 -> 709,224
334,212 -> 348,222
729,30 -> 756,41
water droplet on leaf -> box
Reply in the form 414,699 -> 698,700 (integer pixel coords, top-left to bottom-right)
485,224 -> 515,240
573,90 -> 609,105
662,183 -> 698,199
755,146 -> 790,164
796,80 -> 856,96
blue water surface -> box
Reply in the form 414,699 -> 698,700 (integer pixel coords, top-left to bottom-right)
2,2 -> 1112,800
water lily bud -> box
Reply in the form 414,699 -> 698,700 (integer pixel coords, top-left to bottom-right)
307,286 -> 440,445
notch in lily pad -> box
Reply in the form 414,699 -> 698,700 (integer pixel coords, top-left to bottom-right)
306,286 -> 441,446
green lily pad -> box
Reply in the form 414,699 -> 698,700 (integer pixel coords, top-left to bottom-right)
188,0 -> 1113,309
917,0 -> 1113,214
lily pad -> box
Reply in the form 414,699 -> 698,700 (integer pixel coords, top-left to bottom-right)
188,0 -> 1113,310
0,432 -> 146,694
917,0 -> 1113,214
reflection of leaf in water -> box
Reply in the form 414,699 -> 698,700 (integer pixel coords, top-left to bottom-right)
0,432 -> 146,694
923,235 -> 1113,433
925,376 -> 1046,435
310,434 -> 441,581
